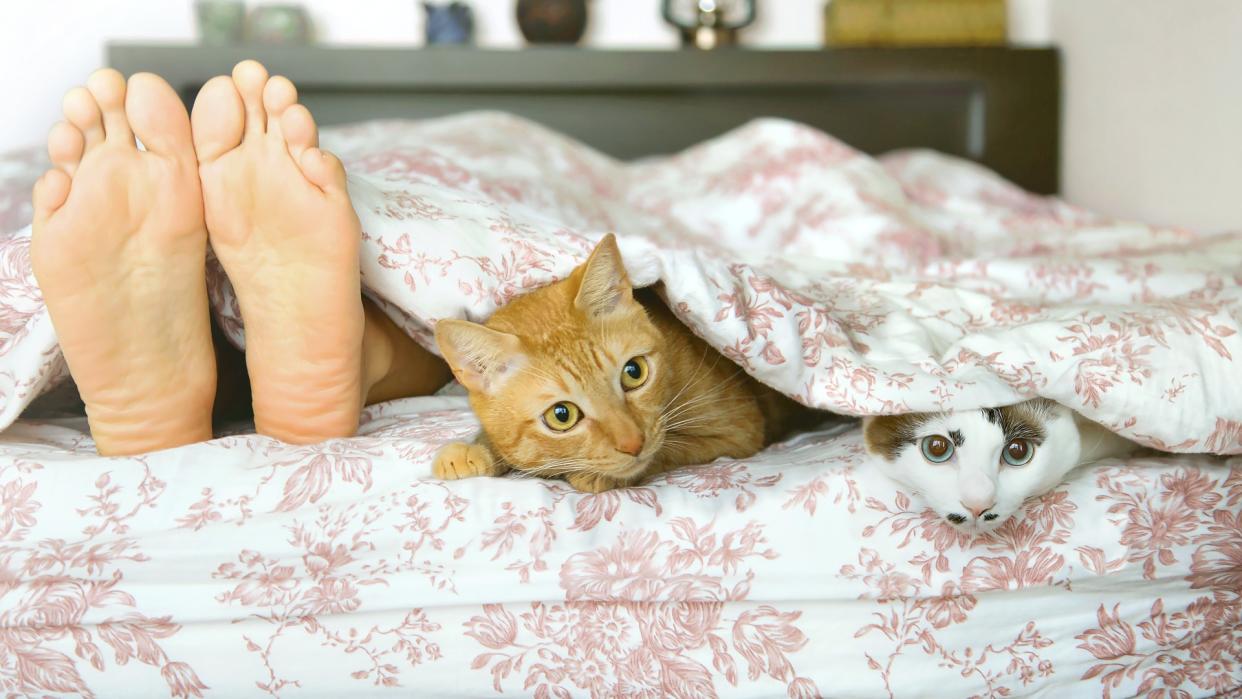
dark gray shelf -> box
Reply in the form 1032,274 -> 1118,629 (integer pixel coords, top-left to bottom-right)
108,44 -> 1059,193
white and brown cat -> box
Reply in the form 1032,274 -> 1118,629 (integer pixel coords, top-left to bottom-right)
432,234 -> 815,493
864,399 -> 1138,533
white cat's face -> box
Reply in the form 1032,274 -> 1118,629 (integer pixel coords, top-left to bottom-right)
863,400 -> 1081,534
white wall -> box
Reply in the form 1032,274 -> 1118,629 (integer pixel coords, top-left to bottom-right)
1052,0 -> 1242,233
0,0 -> 823,153
0,0 -> 1044,153
0,1 -> 1236,232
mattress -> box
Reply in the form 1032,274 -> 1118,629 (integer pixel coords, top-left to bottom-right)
0,114 -> 1239,697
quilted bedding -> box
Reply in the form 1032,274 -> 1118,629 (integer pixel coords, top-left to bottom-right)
0,114 -> 1239,697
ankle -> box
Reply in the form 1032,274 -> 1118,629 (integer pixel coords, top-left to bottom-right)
362,301 -> 397,397
360,303 -> 452,405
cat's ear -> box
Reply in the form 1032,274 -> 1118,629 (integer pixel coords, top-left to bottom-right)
574,234 -> 634,318
435,319 -> 525,394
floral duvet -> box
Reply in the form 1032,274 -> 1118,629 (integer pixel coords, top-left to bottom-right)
0,114 -> 1239,697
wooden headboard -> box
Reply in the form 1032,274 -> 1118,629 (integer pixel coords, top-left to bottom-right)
108,45 -> 1060,194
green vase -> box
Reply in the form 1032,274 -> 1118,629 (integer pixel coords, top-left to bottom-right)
196,0 -> 246,45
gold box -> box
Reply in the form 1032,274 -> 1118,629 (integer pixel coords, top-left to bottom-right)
825,0 -> 1007,47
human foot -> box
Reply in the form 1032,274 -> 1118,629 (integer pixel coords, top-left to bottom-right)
31,70 -> 216,455
193,60 -> 365,443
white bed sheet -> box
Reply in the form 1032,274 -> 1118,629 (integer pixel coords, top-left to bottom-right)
0,397 -> 1239,698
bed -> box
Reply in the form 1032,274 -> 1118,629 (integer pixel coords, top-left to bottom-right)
0,46 -> 1238,698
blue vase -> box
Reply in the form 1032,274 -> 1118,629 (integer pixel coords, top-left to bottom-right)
424,2 -> 474,45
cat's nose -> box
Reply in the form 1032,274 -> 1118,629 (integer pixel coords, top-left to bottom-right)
961,500 -> 995,519
615,433 -> 644,456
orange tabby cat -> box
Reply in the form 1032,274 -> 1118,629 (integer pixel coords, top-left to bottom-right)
433,234 -> 812,493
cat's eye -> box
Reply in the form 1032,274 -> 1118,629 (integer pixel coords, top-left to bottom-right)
620,356 -> 649,391
1002,438 -> 1035,466
920,435 -> 954,463
542,402 -> 582,432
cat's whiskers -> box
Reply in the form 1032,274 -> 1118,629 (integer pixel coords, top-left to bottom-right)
662,397 -> 753,427
659,436 -> 693,449
513,457 -> 588,479
659,345 -> 721,414
670,404 -> 745,427
660,344 -> 711,407
663,408 -> 752,435
664,384 -> 749,418
666,364 -> 747,411
660,403 -> 732,435
659,368 -> 749,426
522,451 -> 616,475
661,388 -> 724,426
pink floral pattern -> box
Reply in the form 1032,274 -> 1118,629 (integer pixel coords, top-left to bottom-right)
0,116 -> 1239,695
0,457 -> 207,698
465,522 -> 817,698
0,398 -> 1237,696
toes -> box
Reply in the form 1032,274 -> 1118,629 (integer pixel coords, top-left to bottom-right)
63,87 -> 105,149
433,442 -> 503,480
47,122 -> 85,175
231,60 -> 270,135
86,69 -> 133,145
280,104 -> 318,161
191,75 -> 244,163
261,76 -> 298,127
32,170 -> 72,219
299,148 -> 348,193
433,443 -> 469,480
126,72 -> 193,157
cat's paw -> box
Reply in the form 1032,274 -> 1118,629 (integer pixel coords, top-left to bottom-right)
565,471 -> 624,493
433,442 -> 503,480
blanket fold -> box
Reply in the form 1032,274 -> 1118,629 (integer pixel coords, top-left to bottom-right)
8,113 -> 1238,451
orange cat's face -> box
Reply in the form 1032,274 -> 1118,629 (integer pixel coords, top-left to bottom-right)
435,235 -> 673,481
